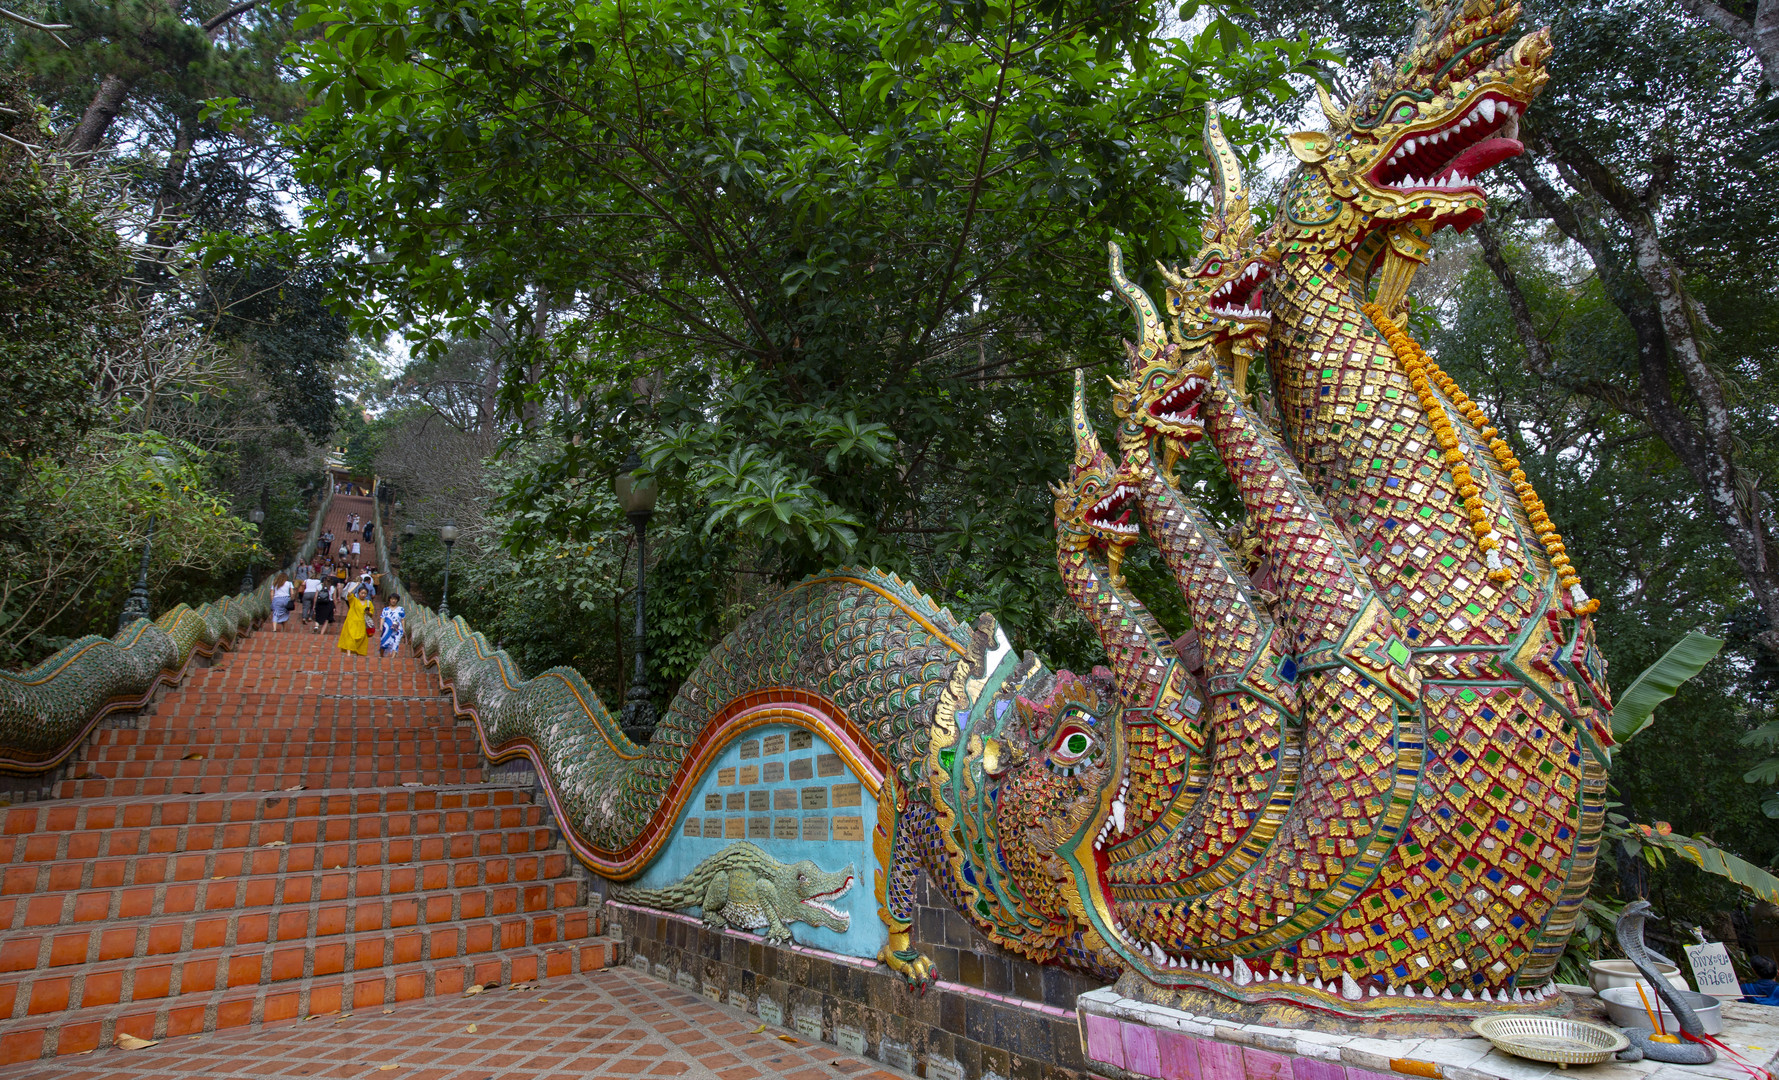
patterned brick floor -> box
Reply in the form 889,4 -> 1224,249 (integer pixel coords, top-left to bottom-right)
4,966 -> 906,1079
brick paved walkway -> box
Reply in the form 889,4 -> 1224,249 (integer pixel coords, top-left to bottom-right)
3,966 -> 906,1079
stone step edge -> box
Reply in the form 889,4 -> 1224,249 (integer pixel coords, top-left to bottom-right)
0,936 -> 621,1062
0,856 -> 579,937
2,830 -> 563,895
0,905 -> 595,997
0,812 -> 552,869
89,744 -> 483,760
53,774 -> 488,798
4,783 -> 533,820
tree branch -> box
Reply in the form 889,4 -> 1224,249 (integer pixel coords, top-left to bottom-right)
0,5 -> 70,46
1471,218 -> 1553,376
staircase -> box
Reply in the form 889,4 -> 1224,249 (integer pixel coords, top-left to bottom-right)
0,495 -> 615,1064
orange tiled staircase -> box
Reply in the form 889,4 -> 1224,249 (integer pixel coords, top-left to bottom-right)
0,495 -> 616,1064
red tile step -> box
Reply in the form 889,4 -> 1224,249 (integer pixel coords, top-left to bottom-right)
0,937 -> 617,1062
0,839 -> 566,912
67,747 -> 480,772
54,769 -> 485,799
0,901 -> 590,1010
87,737 -> 479,761
0,786 -> 531,847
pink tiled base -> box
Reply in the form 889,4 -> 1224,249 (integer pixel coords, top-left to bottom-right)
1083,1012 -> 1398,1080
1080,987 -> 1779,1080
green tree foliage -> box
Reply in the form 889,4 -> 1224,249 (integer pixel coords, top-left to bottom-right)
0,74 -> 129,491
0,431 -> 255,662
291,0 -> 1333,666
0,7 -> 365,658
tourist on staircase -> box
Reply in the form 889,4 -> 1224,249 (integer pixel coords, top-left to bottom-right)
269,574 -> 294,633
300,570 -> 321,625
312,574 -> 336,633
337,583 -> 372,657
379,595 -> 405,659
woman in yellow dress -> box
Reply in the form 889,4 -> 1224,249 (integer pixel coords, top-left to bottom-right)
337,584 -> 372,657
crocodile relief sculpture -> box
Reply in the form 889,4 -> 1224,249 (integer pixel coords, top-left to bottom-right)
612,843 -> 855,944
394,0 -> 1610,1028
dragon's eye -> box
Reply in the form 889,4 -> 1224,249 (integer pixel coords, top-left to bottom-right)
1395,104 -> 1415,122
1202,260 -> 1222,277
1050,726 -> 1097,768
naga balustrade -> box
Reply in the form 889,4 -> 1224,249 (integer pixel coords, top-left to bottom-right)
0,482 -> 335,777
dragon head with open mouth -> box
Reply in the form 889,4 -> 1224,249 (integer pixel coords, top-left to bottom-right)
1281,0 -> 1551,315
1114,107 -> 1278,475
1156,106 -> 1278,400
1053,370 -> 1140,585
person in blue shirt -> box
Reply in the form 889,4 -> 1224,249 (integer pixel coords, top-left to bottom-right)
1741,954 -> 1778,1003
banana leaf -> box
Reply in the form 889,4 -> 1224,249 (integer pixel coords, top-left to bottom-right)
1610,632 -> 1725,744
1640,826 -> 1779,907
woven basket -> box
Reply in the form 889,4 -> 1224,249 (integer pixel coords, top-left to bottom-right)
1470,1016 -> 1630,1067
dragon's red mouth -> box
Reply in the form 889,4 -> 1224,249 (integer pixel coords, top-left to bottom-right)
1369,92 -> 1526,196
1084,484 -> 1137,537
1205,260 -> 1272,320
1146,374 -> 1208,434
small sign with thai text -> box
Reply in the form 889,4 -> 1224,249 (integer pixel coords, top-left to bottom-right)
1684,941 -> 1742,999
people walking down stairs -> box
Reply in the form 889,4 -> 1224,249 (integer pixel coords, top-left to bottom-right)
0,492 -> 615,1064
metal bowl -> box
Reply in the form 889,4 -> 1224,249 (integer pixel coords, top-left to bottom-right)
1598,985 -> 1724,1036
1471,1016 -> 1630,1067
1589,959 -> 1688,995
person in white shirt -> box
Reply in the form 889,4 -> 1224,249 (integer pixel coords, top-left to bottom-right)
350,539 -> 361,567
302,573 -> 322,624
270,574 -> 294,632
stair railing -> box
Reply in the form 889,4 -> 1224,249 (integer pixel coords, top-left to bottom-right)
369,493 -> 653,878
0,479 -> 336,775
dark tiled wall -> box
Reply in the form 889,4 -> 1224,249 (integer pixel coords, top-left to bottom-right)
601,869 -> 1109,1080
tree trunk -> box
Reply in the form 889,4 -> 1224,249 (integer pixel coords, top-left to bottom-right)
1472,218 -> 1553,375
1507,136 -> 1779,653
65,73 -> 132,157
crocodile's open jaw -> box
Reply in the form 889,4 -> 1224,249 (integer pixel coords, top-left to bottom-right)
1369,92 -> 1525,202
800,874 -> 854,927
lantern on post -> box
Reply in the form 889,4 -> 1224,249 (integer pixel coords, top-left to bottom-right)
614,452 -> 658,743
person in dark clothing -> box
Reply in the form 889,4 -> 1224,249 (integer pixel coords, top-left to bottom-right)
1742,954 -> 1778,1002
312,580 -> 337,633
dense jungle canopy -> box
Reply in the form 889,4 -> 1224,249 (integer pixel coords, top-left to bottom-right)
2,0 -> 1776,959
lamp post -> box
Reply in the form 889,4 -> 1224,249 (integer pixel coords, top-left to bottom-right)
438,521 -> 459,619
614,451 -> 659,744
240,507 -> 265,593
118,450 -> 177,633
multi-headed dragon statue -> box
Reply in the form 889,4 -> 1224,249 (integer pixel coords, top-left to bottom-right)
399,0 -> 1610,1031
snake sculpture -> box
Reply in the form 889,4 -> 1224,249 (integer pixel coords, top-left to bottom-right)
1614,901 -> 1716,1063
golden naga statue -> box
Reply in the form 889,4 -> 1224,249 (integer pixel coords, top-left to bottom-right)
1021,0 -> 1611,1025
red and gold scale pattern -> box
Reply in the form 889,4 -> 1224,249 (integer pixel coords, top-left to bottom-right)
1250,257 -> 1594,989
1109,375 -> 1415,970
1110,440 -> 1299,890
1056,544 -> 1204,833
